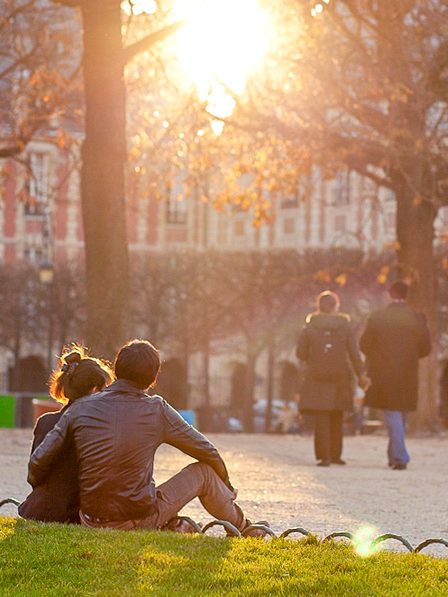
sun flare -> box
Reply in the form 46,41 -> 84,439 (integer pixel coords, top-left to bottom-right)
172,0 -> 272,119
123,0 -> 273,130
121,0 -> 157,16
353,525 -> 380,558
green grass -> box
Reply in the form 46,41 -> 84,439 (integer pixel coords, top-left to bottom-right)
1,517 -> 447,596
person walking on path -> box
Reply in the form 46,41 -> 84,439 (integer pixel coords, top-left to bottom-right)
296,291 -> 368,467
360,281 -> 431,470
28,339 -> 266,535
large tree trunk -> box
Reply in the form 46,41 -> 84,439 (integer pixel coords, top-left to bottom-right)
265,342 -> 274,432
395,174 -> 439,428
80,1 -> 129,359
243,349 -> 257,432
202,340 -> 211,407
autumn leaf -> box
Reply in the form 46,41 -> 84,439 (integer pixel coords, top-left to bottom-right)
314,270 -> 331,283
383,241 -> 400,251
377,265 -> 390,285
335,273 -> 347,286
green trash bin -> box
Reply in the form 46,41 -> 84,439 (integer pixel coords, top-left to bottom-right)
0,394 -> 16,428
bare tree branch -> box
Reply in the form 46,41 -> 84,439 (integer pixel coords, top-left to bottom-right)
122,20 -> 184,64
0,143 -> 28,159
51,0 -> 82,7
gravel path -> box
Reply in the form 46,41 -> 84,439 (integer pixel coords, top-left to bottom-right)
1,429 -> 447,556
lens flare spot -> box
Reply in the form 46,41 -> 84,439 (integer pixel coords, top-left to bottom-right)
352,525 -> 380,558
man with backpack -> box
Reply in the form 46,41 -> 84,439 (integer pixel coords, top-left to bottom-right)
296,291 -> 368,466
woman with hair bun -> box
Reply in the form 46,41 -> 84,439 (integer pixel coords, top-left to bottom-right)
19,346 -> 113,523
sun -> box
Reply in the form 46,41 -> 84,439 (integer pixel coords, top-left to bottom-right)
121,0 -> 157,16
123,0 -> 274,129
172,0 -> 272,119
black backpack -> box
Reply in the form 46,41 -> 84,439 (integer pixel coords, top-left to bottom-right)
307,325 -> 348,382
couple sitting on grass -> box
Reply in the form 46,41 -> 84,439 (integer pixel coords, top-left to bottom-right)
20,340 -> 267,537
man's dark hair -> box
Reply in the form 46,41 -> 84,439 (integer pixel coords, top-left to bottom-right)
389,280 -> 409,300
317,290 -> 340,314
114,339 -> 161,389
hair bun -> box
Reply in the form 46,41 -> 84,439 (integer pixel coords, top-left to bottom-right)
63,350 -> 82,366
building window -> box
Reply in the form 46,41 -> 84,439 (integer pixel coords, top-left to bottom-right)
333,170 -> 350,206
281,175 -> 309,209
217,216 -> 228,245
23,246 -> 43,263
165,183 -> 187,225
384,189 -> 395,202
385,211 -> 396,229
283,217 -> 295,235
334,214 -> 346,233
281,196 -> 299,209
234,219 -> 245,237
24,152 -> 49,216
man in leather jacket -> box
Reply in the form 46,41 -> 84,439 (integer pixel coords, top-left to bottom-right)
28,339 -> 258,533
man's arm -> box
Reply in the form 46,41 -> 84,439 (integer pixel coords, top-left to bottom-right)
296,326 -> 310,361
347,324 -> 366,379
27,411 -> 71,487
161,401 -> 233,489
359,316 -> 375,356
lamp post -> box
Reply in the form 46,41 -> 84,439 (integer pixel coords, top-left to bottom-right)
39,261 -> 54,372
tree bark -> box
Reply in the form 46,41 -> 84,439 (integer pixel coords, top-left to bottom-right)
265,342 -> 274,432
202,340 -> 211,407
182,338 -> 190,408
80,2 -> 129,358
243,349 -> 257,432
395,173 -> 439,427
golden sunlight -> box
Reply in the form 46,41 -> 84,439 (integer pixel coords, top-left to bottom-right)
172,0 -> 273,122
121,0 -> 157,16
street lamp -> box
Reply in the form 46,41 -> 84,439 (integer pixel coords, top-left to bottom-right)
39,261 -> 54,371
39,261 -> 54,285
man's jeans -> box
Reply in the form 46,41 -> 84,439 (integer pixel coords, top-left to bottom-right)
80,462 -> 246,531
383,410 -> 410,466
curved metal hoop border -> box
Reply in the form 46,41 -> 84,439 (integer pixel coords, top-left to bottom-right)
1,498 -> 446,553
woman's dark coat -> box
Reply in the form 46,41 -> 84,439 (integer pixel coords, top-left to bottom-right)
296,312 -> 364,413
18,406 -> 80,523
360,302 -> 431,412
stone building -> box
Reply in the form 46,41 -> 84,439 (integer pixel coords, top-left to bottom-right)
1,139 -> 447,421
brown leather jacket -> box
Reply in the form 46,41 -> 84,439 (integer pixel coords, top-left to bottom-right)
28,380 -> 231,522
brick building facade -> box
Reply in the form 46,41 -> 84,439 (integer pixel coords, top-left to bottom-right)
1,139 -> 447,416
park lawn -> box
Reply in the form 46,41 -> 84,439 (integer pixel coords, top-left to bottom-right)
0,517 -> 447,596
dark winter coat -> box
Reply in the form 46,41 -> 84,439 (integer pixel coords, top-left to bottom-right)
360,302 -> 431,412
19,406 -> 80,523
296,312 -> 365,413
